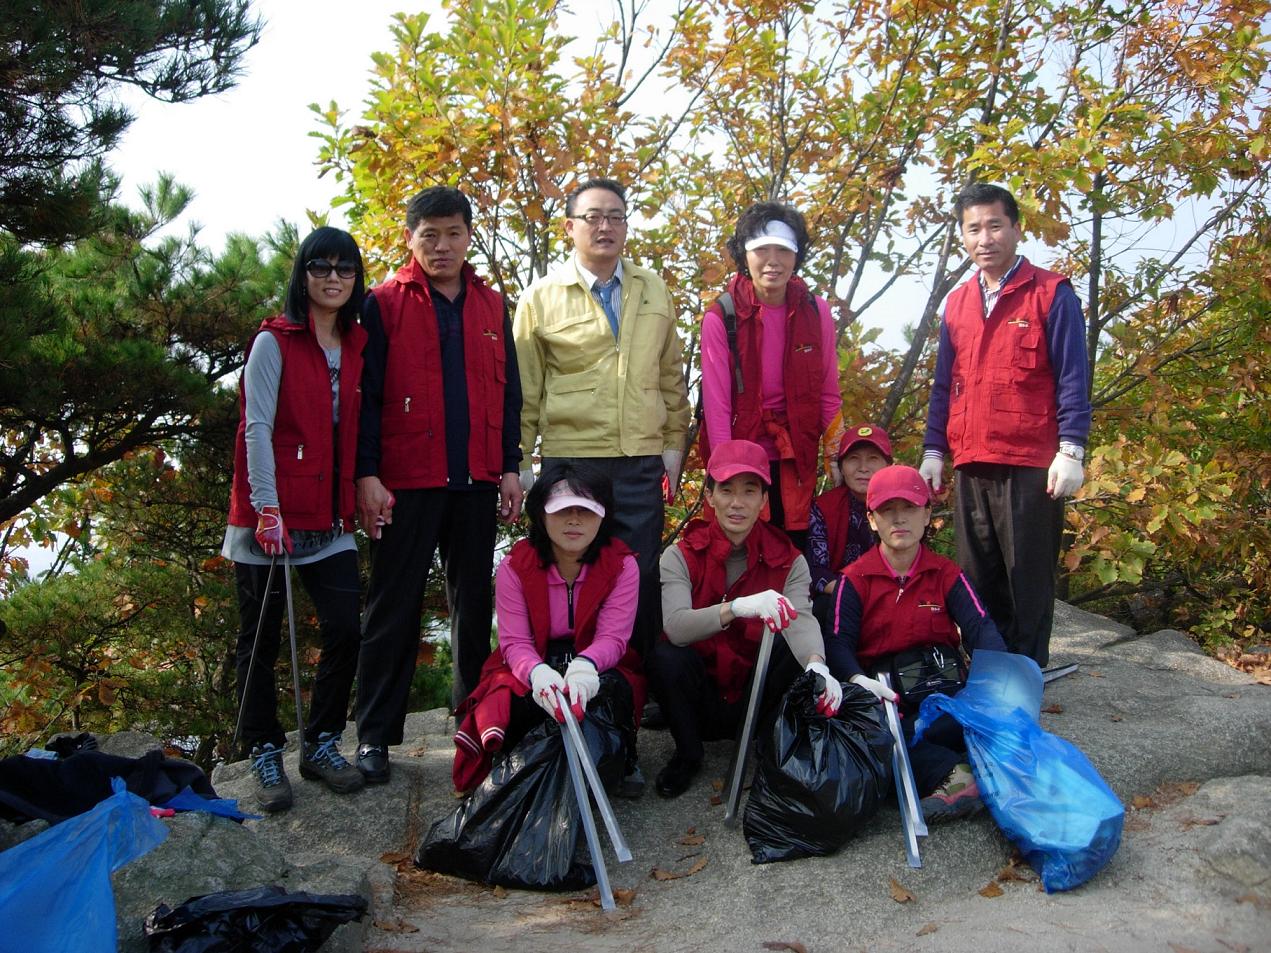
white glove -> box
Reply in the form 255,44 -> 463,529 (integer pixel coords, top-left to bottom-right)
805,660 -> 842,716
1047,452 -> 1084,499
662,449 -> 683,500
729,590 -> 797,631
529,663 -> 566,721
564,656 -> 600,718
519,466 -> 536,493
850,673 -> 899,704
919,452 -> 945,494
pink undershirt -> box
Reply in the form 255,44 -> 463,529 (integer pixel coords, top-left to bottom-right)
701,295 -> 840,459
494,551 -> 640,685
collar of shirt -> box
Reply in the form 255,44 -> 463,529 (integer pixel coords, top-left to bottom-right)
574,255 -> 624,292
977,255 -> 1024,317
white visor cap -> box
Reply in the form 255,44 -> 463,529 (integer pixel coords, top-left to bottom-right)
743,220 -> 799,255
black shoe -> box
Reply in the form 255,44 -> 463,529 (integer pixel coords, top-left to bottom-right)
356,742 -> 390,784
300,731 -> 365,794
641,699 -> 667,730
615,762 -> 646,799
655,756 -> 701,799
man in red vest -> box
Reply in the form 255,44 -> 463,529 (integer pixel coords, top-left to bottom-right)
920,184 -> 1091,666
353,186 -> 524,783
651,439 -> 842,798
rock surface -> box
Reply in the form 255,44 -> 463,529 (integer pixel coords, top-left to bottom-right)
84,602 -> 1271,951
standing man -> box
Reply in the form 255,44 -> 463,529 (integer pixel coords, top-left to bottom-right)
354,186 -> 523,783
514,177 -> 691,668
920,184 -> 1091,666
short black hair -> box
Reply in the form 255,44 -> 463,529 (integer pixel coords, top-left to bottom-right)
406,186 -> 473,231
284,227 -> 365,332
725,202 -> 811,276
524,461 -> 617,567
565,178 -> 627,217
953,184 -> 1019,227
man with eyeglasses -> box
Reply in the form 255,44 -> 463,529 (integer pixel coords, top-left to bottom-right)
353,186 -> 523,784
514,178 -> 691,795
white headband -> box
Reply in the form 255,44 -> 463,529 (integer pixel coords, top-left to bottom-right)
743,220 -> 799,254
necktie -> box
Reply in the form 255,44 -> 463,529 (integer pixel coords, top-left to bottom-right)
592,277 -> 620,338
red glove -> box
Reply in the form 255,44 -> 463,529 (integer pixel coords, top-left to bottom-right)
255,505 -> 292,556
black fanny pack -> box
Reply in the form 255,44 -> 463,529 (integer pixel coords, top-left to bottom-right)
889,645 -> 967,708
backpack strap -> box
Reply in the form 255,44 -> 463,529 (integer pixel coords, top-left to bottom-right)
715,291 -> 744,394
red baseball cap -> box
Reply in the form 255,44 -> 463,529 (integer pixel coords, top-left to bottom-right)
837,424 -> 893,462
707,439 -> 771,484
866,465 -> 931,510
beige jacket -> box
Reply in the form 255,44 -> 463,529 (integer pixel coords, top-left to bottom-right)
514,257 -> 690,458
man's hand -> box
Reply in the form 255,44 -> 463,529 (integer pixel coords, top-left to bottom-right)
806,660 -> 842,716
729,590 -> 797,632
919,452 -> 945,494
850,673 -> 899,704
254,505 -> 292,556
662,449 -> 683,503
1047,452 -> 1084,499
356,476 -> 395,539
498,471 -> 524,523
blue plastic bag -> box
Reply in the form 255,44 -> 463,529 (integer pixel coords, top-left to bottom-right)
0,777 -> 168,952
914,651 -> 1123,892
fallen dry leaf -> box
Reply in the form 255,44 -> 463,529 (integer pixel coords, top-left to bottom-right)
916,922 -> 939,936
995,859 -> 1036,883
1168,944 -> 1201,953
650,856 -> 709,881
1178,814 -> 1223,831
1087,669 -> 1105,677
1132,795 -> 1155,810
709,794 -> 722,806
678,833 -> 706,846
762,943 -> 809,953
889,878 -> 915,903
711,778 -> 724,792
379,851 -> 412,866
1216,940 -> 1250,953
979,881 -> 1005,898
1110,714 -> 1123,722
1041,703 -> 1064,714
1124,815 -> 1150,833
372,918 -> 420,934
613,888 -> 637,907
492,885 -> 508,898
1236,893 -> 1271,910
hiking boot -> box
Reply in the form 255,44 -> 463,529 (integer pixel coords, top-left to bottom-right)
356,742 -> 391,784
921,762 -> 983,823
299,731 -> 365,794
655,755 -> 701,799
250,742 -> 293,813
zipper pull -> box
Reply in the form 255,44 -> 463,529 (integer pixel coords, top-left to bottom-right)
404,396 -> 412,413
565,580 -> 575,630
297,444 -> 304,460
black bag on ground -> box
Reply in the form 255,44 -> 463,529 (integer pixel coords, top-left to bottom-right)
415,673 -> 631,890
143,885 -> 366,952
743,672 -> 893,864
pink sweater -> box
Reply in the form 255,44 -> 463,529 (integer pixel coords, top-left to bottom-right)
494,552 -> 640,684
702,294 -> 840,459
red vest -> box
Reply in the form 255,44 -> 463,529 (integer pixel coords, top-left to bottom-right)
370,259 -> 508,489
228,314 -> 366,530
673,518 -> 798,703
943,261 -> 1068,468
703,273 -> 825,485
815,485 -> 868,574
841,545 -> 963,672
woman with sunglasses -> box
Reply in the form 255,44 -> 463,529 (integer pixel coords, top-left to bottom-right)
223,227 -> 368,813
699,202 -> 841,550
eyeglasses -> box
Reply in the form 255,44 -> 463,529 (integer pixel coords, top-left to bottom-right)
305,259 -> 358,279
570,211 -> 628,227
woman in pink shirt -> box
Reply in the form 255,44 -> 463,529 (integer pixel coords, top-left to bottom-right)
700,203 -> 841,549
451,463 -> 646,793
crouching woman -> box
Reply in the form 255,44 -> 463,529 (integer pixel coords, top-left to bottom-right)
451,462 -> 645,794
826,465 -> 1007,822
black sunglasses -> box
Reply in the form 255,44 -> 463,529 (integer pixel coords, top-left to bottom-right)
305,259 -> 358,279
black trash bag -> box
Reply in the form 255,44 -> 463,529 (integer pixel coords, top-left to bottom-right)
143,884 -> 367,953
743,671 -> 893,864
416,672 -> 631,890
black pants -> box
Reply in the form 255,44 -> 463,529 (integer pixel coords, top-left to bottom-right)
542,455 -> 665,662
649,636 -> 802,764
766,463 -> 809,552
234,551 -> 360,749
902,711 -> 967,797
356,487 -> 498,742
954,463 -> 1063,667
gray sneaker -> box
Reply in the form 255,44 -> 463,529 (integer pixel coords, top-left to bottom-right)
299,731 -> 366,794
250,742 -> 293,813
